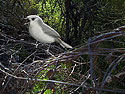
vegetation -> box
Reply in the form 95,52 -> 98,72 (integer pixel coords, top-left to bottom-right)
0,0 -> 125,94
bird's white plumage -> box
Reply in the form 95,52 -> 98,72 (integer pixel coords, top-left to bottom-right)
25,15 -> 72,48
29,19 -> 55,43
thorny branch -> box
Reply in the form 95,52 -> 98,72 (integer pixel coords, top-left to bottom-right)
0,26 -> 125,93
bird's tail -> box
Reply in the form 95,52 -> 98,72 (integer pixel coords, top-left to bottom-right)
58,38 -> 72,49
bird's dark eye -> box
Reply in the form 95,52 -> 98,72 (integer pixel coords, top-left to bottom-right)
31,18 -> 35,21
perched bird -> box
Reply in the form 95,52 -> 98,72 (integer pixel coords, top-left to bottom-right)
24,15 -> 72,49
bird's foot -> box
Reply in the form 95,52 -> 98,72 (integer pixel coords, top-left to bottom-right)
45,50 -> 55,58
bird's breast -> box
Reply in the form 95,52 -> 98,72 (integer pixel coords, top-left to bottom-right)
29,22 -> 55,43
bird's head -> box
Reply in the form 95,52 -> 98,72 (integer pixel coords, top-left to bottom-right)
24,15 -> 43,26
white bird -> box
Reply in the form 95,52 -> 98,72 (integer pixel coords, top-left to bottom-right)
25,15 -> 72,49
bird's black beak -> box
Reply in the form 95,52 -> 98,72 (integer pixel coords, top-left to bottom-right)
24,18 -> 30,26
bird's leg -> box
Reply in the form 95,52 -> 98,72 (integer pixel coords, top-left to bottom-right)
35,41 -> 39,48
46,44 -> 51,52
45,44 -> 55,58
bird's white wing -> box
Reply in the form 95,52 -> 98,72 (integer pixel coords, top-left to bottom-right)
38,19 -> 61,38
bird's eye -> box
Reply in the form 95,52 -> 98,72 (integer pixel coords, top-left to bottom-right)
31,18 -> 35,21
